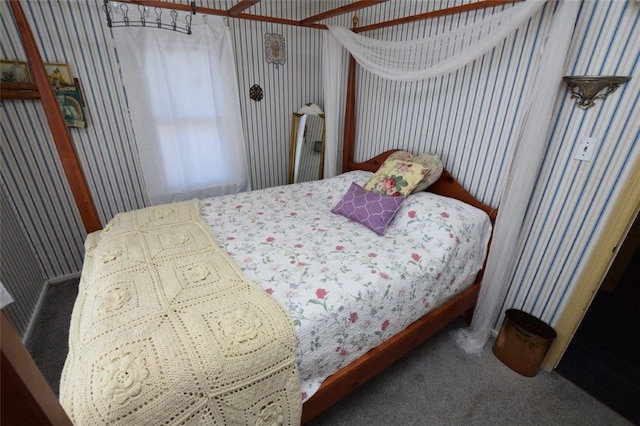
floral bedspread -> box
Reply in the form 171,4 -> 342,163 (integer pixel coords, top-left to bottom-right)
200,170 -> 492,401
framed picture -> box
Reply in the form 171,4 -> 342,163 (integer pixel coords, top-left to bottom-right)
54,83 -> 86,128
0,60 -> 32,83
44,62 -> 74,87
73,78 -> 85,106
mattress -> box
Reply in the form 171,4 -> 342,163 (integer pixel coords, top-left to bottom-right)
200,170 -> 492,401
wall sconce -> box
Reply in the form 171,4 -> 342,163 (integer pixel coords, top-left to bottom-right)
563,76 -> 630,110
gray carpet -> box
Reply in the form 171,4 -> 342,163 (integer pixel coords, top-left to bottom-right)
28,279 -> 631,425
26,278 -> 79,397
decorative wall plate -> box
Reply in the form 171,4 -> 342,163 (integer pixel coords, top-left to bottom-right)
264,33 -> 286,68
249,84 -> 263,101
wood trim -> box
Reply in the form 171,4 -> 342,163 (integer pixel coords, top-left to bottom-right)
1,313 -> 73,425
1,87 -> 39,99
10,0 -> 102,233
542,155 -> 640,370
600,214 -> 639,292
227,0 -> 261,16
302,282 -> 481,423
341,55 -> 358,173
300,0 -> 387,25
429,169 -> 498,222
0,81 -> 39,99
234,12 -> 326,29
354,0 -> 521,32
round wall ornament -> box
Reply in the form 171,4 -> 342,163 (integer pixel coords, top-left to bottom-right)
249,84 -> 263,101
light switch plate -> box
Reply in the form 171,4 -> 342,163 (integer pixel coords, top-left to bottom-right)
574,137 -> 600,161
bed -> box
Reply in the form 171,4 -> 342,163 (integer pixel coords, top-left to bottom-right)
59,147 -> 496,424
6,1 -> 503,421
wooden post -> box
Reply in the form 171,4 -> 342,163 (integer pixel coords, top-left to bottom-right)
341,55 -> 358,173
9,0 -> 102,233
1,313 -> 73,425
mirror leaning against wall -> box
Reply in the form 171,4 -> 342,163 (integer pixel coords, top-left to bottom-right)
289,103 -> 325,184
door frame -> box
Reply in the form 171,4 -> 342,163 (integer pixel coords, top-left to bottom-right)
542,154 -> 640,370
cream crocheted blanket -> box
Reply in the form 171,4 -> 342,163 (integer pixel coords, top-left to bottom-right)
59,200 -> 301,425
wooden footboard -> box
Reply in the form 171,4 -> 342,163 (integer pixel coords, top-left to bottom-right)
301,281 -> 481,423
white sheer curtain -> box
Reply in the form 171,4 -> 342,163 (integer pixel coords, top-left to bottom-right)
326,0 -> 545,81
323,0 -> 580,353
451,0 -> 580,353
112,13 -> 250,205
322,30 -> 345,179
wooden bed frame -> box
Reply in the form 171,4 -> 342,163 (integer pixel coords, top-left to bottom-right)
7,1 -> 499,423
301,152 -> 496,423
302,16 -> 498,418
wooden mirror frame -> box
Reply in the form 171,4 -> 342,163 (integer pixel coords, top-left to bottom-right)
288,112 -> 325,184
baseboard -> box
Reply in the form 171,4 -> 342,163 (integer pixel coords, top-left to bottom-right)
22,271 -> 82,345
47,271 -> 82,285
21,281 -> 50,345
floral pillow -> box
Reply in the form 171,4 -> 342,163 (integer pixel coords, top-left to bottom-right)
363,158 -> 428,196
384,151 -> 444,193
331,182 -> 405,235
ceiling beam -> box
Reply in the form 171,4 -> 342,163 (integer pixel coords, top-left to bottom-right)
234,12 -> 326,29
300,0 -> 387,26
228,0 -> 261,16
354,0 -> 522,32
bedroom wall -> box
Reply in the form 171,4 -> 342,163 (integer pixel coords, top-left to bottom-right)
0,0 -> 325,336
1,0 -> 637,340
346,0 -> 639,328
502,0 -> 639,325
0,184 -> 46,337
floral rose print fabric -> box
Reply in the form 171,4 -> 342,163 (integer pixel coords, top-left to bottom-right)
383,151 -> 444,192
200,171 -> 492,401
363,159 -> 428,196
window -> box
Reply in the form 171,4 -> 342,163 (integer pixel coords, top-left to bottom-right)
113,14 -> 249,205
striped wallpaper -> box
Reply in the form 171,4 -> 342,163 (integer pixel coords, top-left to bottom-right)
349,2 -> 554,209
0,184 -> 46,337
501,0 -> 639,326
1,0 -> 637,342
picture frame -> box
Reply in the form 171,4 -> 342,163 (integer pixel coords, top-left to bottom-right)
0,60 -> 33,83
44,62 -> 74,87
73,78 -> 85,106
54,82 -> 87,128
39,62 -> 86,128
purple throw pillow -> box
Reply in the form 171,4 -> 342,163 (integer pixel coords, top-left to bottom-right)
331,182 -> 405,235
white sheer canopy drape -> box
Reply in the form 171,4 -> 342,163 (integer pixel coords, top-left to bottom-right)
326,0 -> 546,82
112,12 -> 250,205
323,0 -> 580,353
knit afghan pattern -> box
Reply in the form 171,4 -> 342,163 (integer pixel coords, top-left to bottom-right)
59,200 -> 301,425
